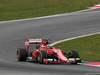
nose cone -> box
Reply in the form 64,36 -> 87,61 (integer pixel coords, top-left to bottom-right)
57,53 -> 68,62
54,49 -> 68,62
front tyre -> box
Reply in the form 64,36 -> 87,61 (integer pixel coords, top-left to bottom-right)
37,50 -> 47,64
17,48 -> 28,61
69,50 -> 79,58
68,50 -> 80,64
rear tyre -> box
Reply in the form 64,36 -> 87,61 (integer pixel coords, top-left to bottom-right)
68,50 -> 79,64
37,50 -> 47,64
17,48 -> 28,61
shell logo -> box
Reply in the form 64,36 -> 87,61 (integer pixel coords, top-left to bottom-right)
32,53 -> 35,57
47,50 -> 48,53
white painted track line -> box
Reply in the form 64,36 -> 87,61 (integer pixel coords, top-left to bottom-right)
51,32 -> 100,46
0,8 -> 100,24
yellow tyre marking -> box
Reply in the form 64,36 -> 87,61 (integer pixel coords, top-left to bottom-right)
39,51 -> 42,63
17,49 -> 20,61
69,51 -> 72,54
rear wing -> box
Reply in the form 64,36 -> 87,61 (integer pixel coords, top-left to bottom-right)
25,39 -> 42,51
25,39 -> 42,44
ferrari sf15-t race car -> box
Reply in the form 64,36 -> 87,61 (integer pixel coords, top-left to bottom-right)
17,38 -> 81,64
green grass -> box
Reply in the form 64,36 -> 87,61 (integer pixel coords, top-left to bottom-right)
0,0 -> 100,21
54,34 -> 100,61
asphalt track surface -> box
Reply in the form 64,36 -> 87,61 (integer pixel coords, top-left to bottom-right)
0,8 -> 100,75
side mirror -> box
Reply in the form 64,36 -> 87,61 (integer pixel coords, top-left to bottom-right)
58,46 -> 61,49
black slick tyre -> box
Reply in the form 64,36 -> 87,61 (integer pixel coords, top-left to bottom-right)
17,48 -> 28,61
37,50 -> 47,64
70,50 -> 79,58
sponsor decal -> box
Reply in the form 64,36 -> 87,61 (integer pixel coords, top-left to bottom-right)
76,58 -> 80,60
25,41 -> 29,45
29,39 -> 42,42
48,59 -> 57,61
69,58 -> 75,61
32,53 -> 35,57
47,50 -> 48,53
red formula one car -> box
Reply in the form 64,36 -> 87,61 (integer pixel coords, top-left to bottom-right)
17,38 -> 81,64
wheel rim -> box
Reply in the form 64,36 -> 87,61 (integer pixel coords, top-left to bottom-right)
37,55 -> 41,62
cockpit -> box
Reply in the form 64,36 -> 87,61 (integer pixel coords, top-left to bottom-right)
46,45 -> 53,49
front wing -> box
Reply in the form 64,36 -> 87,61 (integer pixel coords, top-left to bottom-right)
43,58 -> 81,64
